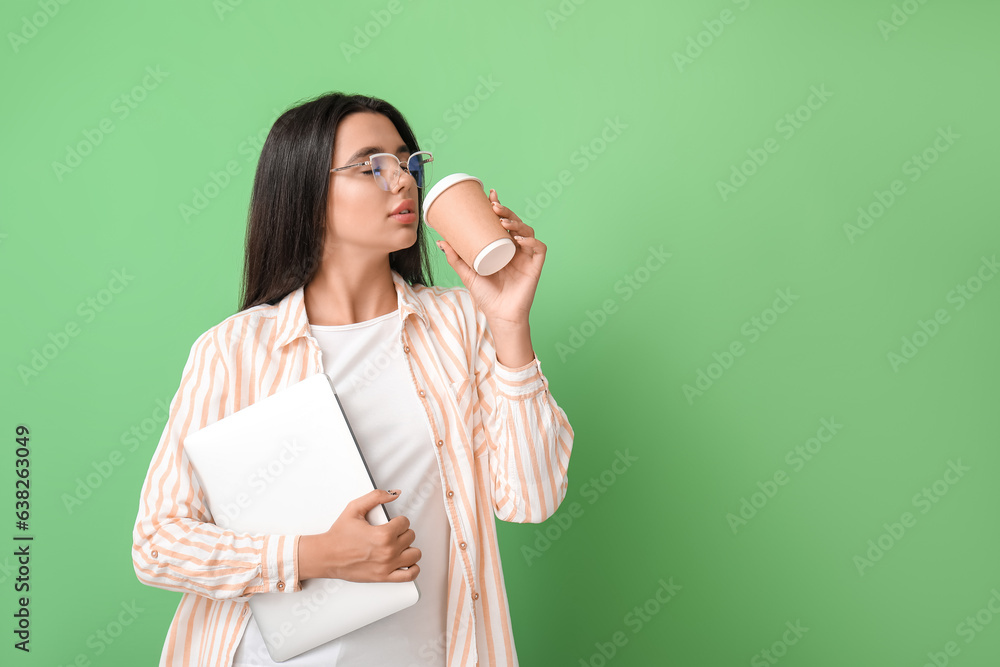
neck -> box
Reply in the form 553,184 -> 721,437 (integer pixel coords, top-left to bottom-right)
304,252 -> 397,326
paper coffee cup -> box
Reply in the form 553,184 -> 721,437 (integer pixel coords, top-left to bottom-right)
422,173 -> 516,276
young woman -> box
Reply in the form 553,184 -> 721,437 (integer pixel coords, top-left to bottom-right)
132,92 -> 574,667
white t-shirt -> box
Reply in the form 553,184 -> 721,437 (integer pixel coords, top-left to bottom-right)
232,309 -> 450,666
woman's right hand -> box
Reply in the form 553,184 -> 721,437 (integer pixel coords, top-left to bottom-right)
297,489 -> 421,583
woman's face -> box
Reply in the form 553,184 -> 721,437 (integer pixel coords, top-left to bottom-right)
325,111 -> 420,260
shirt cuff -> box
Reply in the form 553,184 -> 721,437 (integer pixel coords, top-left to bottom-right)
260,534 -> 301,594
494,354 -> 547,399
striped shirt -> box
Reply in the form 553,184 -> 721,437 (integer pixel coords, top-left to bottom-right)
131,270 -> 575,666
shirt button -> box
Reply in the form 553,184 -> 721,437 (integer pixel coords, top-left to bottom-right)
151,550 -> 158,558
418,390 -> 425,397
436,439 -> 443,447
403,345 -> 410,353
446,490 -> 454,498
472,592 -> 479,600
242,607 -> 248,616
276,581 -> 285,591
459,542 -> 467,550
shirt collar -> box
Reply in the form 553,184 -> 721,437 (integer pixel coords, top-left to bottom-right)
272,270 -> 428,351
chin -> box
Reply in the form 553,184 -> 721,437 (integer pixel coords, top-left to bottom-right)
390,234 -> 419,253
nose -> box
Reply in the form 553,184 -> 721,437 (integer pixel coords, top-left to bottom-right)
390,163 -> 417,193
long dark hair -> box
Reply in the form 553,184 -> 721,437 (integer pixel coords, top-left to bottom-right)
238,92 -> 433,311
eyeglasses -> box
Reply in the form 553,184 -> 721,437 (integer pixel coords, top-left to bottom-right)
329,151 -> 434,191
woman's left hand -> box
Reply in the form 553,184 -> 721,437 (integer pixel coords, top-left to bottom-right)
436,188 -> 546,330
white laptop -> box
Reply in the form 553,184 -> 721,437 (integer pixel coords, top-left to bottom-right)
182,372 -> 420,662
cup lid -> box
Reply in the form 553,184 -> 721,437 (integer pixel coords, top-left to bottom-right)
473,237 -> 517,276
421,173 -> 484,220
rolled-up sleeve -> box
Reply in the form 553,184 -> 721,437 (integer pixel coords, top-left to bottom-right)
131,328 -> 302,601
471,306 -> 575,524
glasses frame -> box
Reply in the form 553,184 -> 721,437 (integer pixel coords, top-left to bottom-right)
329,150 -> 434,191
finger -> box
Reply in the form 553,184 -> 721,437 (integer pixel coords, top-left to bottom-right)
386,563 -> 419,583
498,216 -> 535,238
398,527 -> 416,548
436,239 -> 476,286
400,545 -> 422,566
511,234 -> 547,258
387,546 -> 421,579
386,514 -> 410,536
491,200 -> 524,225
352,488 -> 399,518
489,189 -> 525,225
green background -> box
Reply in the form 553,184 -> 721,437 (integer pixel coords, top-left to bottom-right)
2,0 -> 998,665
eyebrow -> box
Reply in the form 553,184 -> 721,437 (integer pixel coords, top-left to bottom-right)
343,143 -> 409,165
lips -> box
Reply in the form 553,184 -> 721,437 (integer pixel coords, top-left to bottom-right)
389,199 -> 418,224
390,199 -> 416,216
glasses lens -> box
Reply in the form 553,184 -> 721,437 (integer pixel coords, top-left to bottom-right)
369,154 -> 398,191
408,152 -> 433,189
